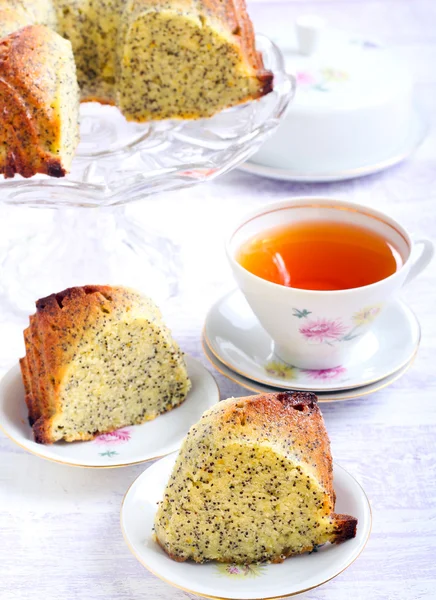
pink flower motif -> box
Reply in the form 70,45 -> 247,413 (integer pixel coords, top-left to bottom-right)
296,71 -> 315,85
95,428 -> 131,445
303,366 -> 347,380
299,318 -> 346,343
228,566 -> 241,575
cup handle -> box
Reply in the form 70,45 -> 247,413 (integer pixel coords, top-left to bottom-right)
404,238 -> 434,285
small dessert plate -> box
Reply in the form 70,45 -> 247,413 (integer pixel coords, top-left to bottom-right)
202,337 -> 415,402
238,109 -> 427,183
121,452 -> 372,600
204,290 -> 420,392
0,355 -> 219,468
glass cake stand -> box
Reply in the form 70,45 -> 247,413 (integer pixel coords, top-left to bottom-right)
0,36 -> 294,330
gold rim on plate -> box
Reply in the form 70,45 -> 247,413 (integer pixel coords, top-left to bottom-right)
0,419 -> 177,470
202,335 -> 417,402
202,298 -> 421,393
120,459 -> 373,600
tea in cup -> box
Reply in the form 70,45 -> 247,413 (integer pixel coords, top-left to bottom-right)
226,198 -> 433,370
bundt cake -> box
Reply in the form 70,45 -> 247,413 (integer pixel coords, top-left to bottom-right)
0,0 -> 273,178
154,391 -> 357,564
0,25 -> 80,178
19,285 -> 191,444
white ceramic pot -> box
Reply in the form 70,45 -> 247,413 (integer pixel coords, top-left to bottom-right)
251,27 -> 415,174
226,198 -> 433,370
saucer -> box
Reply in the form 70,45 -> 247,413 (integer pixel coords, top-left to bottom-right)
204,290 -> 420,392
238,109 -> 427,182
203,336 -> 415,402
121,452 -> 372,600
0,355 -> 219,468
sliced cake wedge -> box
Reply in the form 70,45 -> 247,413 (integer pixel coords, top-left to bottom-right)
20,285 -> 191,443
154,391 -> 357,564
117,0 -> 273,121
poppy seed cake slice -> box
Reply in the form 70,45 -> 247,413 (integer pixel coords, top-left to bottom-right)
154,392 -> 357,564
118,0 -> 273,121
20,285 -> 191,444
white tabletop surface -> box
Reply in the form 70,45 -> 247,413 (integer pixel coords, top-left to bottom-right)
1,1 -> 436,599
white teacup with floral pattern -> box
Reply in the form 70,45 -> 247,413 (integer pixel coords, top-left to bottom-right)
226,198 -> 433,370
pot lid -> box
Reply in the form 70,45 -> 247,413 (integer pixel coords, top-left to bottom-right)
280,16 -> 413,112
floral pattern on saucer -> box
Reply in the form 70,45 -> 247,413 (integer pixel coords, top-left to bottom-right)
304,366 -> 347,381
265,361 -> 298,380
215,545 -> 327,578
215,563 -> 267,579
205,289 -> 420,393
265,361 -> 347,382
95,428 -> 132,458
95,428 -> 132,444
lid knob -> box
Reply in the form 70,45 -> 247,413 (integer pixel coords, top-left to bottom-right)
296,15 -> 325,56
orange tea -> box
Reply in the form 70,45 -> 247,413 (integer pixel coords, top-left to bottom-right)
236,220 -> 403,291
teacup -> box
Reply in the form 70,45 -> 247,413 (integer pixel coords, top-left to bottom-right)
226,198 -> 433,370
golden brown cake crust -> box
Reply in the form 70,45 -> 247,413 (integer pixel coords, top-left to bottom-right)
198,0 -> 273,96
21,285 -> 190,444
20,315 -> 45,428
26,285 -> 130,443
223,391 -> 336,502
155,391 -> 357,564
332,513 -> 358,544
0,25 -> 73,179
227,392 -> 357,556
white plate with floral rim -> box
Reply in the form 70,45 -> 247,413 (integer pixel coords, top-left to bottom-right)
0,355 -> 219,468
121,452 -> 372,600
204,290 -> 420,392
202,336 -> 415,402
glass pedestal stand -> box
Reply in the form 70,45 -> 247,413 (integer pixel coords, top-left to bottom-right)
0,205 -> 182,369
0,205 -> 181,316
0,35 -> 294,371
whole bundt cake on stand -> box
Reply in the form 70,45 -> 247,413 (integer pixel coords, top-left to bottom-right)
0,0 -> 274,178
0,0 -> 294,368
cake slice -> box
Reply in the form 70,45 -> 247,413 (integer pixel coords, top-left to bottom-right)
154,391 -> 357,564
0,25 -> 80,178
19,285 -> 191,444
54,0 -> 122,104
117,0 -> 273,121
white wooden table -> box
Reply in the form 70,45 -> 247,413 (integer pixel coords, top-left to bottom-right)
1,1 -> 436,598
